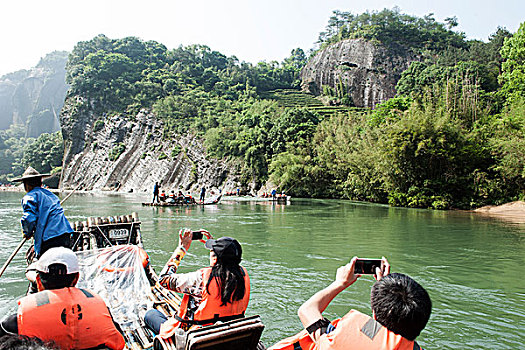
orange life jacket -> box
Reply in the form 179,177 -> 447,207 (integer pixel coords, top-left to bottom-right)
18,287 -> 125,350
269,310 -> 421,350
159,266 -> 250,339
268,328 -> 318,350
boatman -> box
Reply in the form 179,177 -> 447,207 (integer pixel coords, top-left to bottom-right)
152,182 -> 160,203
200,186 -> 206,203
12,167 -> 74,259
269,257 -> 432,350
0,247 -> 126,349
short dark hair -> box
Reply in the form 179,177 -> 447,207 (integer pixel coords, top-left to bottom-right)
371,273 -> 431,341
38,263 -> 78,290
24,177 -> 42,188
0,334 -> 57,350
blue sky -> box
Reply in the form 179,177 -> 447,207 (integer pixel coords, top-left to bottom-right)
1,0 -> 523,76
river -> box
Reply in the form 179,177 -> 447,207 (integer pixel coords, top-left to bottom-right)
0,191 -> 523,349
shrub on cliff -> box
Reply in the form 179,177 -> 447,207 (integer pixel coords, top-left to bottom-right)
108,143 -> 126,161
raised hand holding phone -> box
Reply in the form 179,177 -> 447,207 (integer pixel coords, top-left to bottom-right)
178,228 -> 193,251
354,258 -> 383,275
191,229 -> 212,243
354,257 -> 390,280
335,257 -> 360,289
374,257 -> 390,281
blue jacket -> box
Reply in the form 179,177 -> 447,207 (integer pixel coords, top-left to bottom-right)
21,187 -> 73,256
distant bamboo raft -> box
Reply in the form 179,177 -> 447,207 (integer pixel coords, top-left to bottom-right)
143,195 -> 222,207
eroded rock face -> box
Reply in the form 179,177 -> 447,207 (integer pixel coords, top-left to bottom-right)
0,52 -> 69,136
301,38 -> 418,108
60,103 -> 236,194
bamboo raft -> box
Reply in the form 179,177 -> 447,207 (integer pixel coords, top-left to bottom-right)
222,195 -> 292,204
64,212 -> 263,350
142,195 -> 222,207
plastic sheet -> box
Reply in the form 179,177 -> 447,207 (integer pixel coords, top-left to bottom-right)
75,245 -> 153,332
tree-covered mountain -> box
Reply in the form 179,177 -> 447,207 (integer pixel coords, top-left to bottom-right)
11,8 -> 525,208
0,51 -> 69,136
61,34 -> 309,190
0,51 -> 68,184
65,35 -> 302,116
280,9 -> 524,208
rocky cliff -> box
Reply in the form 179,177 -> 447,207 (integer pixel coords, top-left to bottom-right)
301,38 -> 418,108
60,100 -> 239,194
0,51 -> 69,137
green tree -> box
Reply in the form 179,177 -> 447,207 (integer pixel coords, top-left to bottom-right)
21,132 -> 64,174
368,96 -> 412,126
487,98 -> 525,199
500,22 -> 525,102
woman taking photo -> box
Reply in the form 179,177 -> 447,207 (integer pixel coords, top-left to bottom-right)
144,229 -> 250,340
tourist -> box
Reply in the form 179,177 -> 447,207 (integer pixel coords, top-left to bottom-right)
269,257 -> 432,350
159,190 -> 167,202
152,182 -> 160,203
0,247 -> 125,350
11,167 -> 73,259
185,193 -> 196,204
144,230 -> 250,342
166,191 -> 176,204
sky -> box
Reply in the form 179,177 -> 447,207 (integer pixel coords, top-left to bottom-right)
1,0 -> 524,77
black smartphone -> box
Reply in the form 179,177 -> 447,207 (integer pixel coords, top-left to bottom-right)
191,231 -> 204,240
354,258 -> 383,275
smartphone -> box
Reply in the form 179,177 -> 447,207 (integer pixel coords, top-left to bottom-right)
191,231 -> 204,240
354,258 -> 383,275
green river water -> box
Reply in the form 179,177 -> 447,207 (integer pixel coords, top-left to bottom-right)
0,191 -> 523,349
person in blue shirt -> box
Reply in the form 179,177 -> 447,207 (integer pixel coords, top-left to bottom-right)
12,167 -> 73,258
152,182 -> 160,203
200,186 -> 206,203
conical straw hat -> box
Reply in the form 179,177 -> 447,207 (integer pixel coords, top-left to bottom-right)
11,166 -> 51,182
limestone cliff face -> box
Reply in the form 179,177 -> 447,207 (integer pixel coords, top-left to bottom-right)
0,51 -> 69,137
60,100 -> 238,194
301,39 -> 418,108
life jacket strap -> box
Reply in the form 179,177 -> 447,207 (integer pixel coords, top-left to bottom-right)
306,317 -> 331,335
293,341 -> 303,350
174,312 -> 245,326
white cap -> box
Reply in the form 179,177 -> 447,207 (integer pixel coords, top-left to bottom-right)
36,247 -> 80,274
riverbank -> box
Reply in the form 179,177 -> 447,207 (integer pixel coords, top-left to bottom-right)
0,185 -> 23,192
474,201 -> 525,224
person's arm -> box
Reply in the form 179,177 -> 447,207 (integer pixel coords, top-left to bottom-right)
298,257 -> 360,341
158,229 -> 192,288
158,229 -> 212,290
298,257 -> 390,341
21,193 -> 38,238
